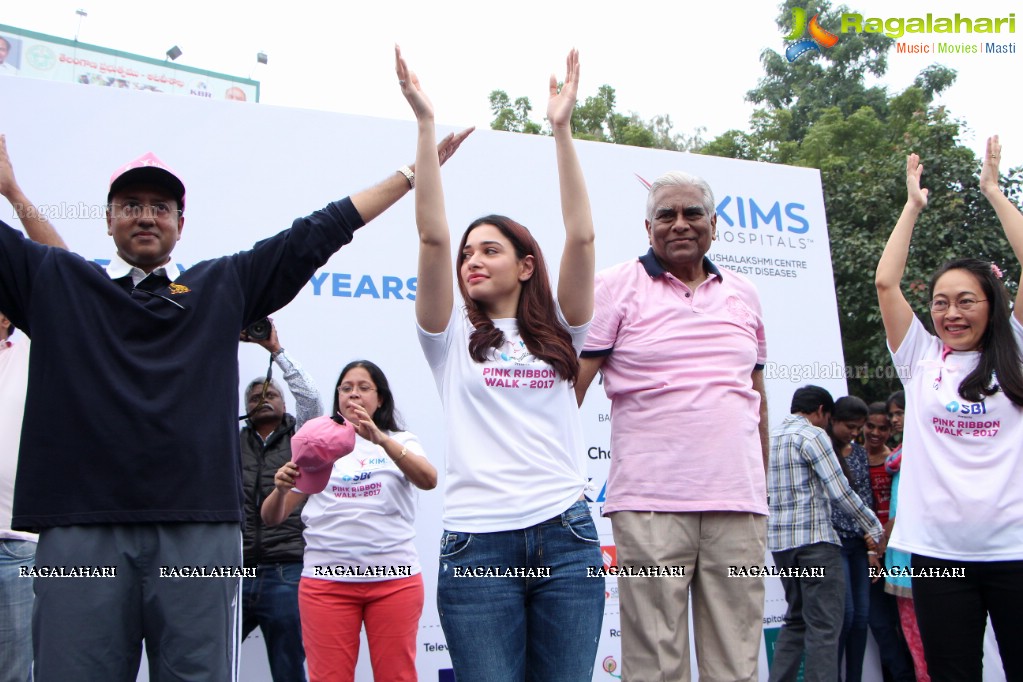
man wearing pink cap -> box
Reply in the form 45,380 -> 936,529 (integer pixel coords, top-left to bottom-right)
577,171 -> 769,682
0,131 -> 469,681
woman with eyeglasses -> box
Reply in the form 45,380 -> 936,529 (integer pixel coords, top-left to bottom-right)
396,47 -> 603,680
875,137 -> 1023,680
262,360 -> 436,682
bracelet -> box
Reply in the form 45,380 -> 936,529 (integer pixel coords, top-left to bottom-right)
393,446 -> 408,463
270,348 -> 285,359
397,166 -> 415,189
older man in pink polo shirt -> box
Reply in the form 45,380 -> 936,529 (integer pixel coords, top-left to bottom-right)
577,170 -> 769,682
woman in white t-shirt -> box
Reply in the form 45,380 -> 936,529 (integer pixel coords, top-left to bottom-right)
875,137 -> 1023,680
395,47 -> 603,680
262,360 -> 437,682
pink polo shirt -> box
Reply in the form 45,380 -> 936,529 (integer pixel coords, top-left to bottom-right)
583,250 -> 768,516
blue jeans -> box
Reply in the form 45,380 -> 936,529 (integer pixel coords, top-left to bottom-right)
437,500 -> 604,682
241,562 -> 307,682
0,539 -> 35,682
837,536 -> 870,682
769,542 -> 845,682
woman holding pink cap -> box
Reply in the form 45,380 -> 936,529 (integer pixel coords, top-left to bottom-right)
262,360 -> 436,682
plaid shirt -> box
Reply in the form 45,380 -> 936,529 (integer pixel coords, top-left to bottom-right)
768,414 -> 883,552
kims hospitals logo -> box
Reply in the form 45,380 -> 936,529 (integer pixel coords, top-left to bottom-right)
785,7 -> 840,61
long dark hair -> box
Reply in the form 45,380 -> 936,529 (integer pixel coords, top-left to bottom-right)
332,360 -> 404,432
885,390 -> 905,413
456,215 -> 579,382
827,396 -> 869,483
886,390 -> 905,445
928,258 -> 1023,406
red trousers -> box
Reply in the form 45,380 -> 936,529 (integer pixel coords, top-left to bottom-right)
299,574 -> 424,682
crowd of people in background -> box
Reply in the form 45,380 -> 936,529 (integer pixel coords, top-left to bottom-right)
1,47 -> 1022,682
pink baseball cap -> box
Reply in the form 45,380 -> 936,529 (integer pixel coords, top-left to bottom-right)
108,152 -> 186,209
291,415 -> 356,494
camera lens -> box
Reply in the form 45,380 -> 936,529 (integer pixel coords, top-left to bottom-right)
245,318 -> 271,341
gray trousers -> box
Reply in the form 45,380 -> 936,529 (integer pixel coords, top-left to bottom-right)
32,523 -> 242,682
768,542 -> 846,682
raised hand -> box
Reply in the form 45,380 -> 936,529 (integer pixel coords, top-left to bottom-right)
437,127 -> 474,168
980,135 -> 1002,197
349,403 -> 385,445
395,45 -> 434,122
0,135 -> 69,249
0,134 -> 21,200
547,49 -> 579,130
906,153 -> 928,209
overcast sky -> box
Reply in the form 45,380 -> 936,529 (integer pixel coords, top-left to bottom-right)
4,0 -> 1021,169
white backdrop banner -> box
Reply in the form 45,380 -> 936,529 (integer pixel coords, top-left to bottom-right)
5,74 -> 983,682
0,23 -> 259,101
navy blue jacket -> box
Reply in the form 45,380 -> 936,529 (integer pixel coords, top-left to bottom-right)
0,198 -> 363,530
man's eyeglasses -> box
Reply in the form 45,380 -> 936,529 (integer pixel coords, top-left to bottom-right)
338,384 -> 377,395
110,200 -> 181,219
929,297 -> 987,313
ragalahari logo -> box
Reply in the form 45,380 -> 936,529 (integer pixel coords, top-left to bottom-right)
785,7 -> 840,61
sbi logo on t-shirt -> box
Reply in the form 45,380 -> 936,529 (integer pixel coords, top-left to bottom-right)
945,400 -> 987,415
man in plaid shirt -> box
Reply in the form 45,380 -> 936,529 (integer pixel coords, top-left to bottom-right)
767,385 -> 885,682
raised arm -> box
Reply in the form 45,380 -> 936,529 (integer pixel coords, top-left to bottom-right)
0,135 -> 68,249
241,321 -> 323,429
979,135 -> 1023,323
397,46 -> 455,333
875,154 -> 927,352
346,128 -> 469,227
550,50 -> 595,327
348,170 -> 416,225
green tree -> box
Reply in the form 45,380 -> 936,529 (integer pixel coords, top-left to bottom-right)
488,84 -> 703,151
699,0 -> 1022,401
488,90 -> 542,135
